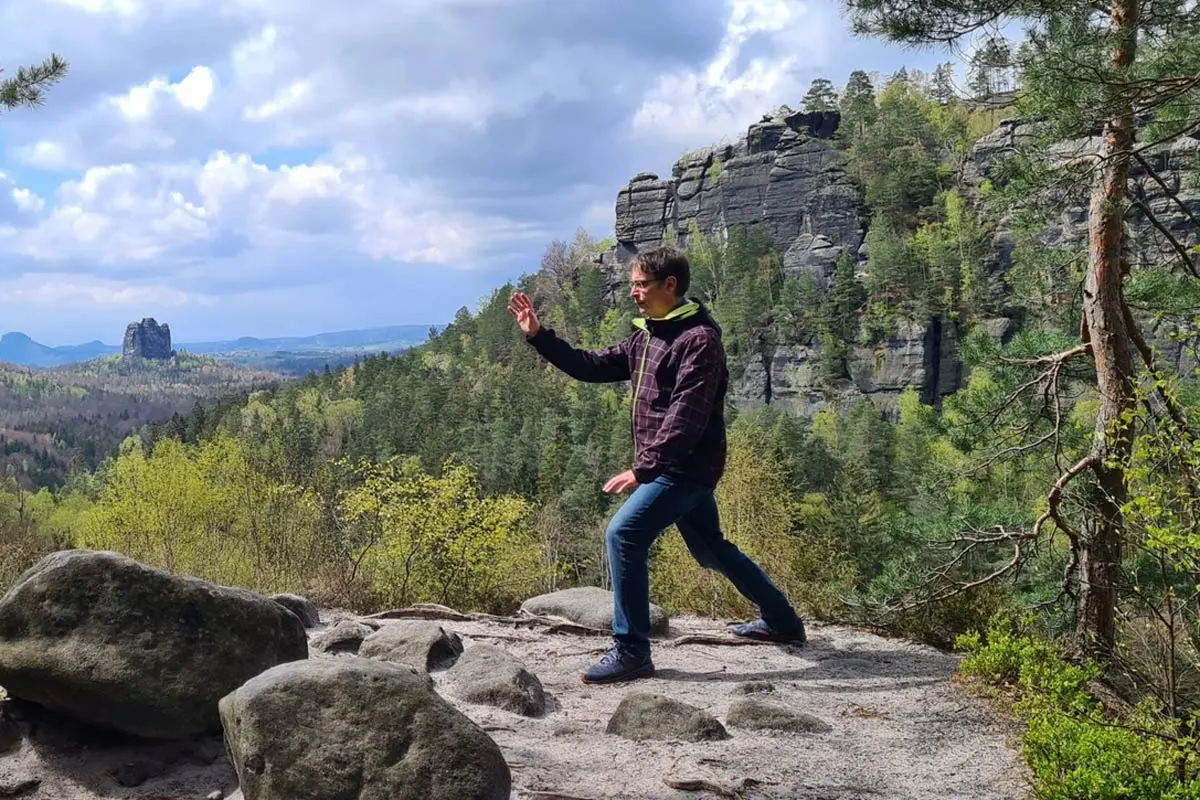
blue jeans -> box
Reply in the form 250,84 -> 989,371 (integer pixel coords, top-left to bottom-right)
606,474 -> 803,656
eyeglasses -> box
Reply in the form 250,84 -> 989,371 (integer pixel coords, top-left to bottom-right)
629,278 -> 664,290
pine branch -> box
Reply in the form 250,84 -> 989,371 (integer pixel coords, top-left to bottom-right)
0,54 -> 69,111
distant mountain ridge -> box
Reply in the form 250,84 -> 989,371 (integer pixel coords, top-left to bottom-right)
0,324 -> 436,369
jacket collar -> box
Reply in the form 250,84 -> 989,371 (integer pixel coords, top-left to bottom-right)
632,299 -> 701,332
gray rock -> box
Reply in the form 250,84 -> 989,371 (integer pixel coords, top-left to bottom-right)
270,593 -> 319,628
310,620 -> 375,654
358,620 -> 464,671
446,644 -> 546,717
219,658 -> 510,800
520,587 -> 670,636
0,550 -> 308,739
122,317 -> 173,360
606,693 -> 729,742
726,697 -> 832,733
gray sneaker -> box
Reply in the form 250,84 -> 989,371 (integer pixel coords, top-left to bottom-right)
732,618 -> 806,644
581,644 -> 655,684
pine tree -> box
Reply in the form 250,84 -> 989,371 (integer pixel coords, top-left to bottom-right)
838,70 -> 878,141
930,62 -> 957,104
967,35 -> 1013,99
802,77 -> 840,112
843,0 -> 1200,658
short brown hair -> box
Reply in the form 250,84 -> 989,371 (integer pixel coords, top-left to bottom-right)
631,246 -> 690,296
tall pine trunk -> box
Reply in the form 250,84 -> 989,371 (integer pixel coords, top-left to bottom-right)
1077,0 -> 1139,657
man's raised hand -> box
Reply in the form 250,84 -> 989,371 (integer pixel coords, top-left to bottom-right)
507,292 -> 541,337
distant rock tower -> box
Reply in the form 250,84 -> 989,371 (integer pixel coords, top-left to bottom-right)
122,318 -> 174,360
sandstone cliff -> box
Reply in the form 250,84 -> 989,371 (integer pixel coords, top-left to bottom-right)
603,107 -> 1200,417
122,318 -> 174,360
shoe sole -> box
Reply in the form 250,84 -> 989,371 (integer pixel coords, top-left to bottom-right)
580,666 -> 655,685
733,632 -> 807,645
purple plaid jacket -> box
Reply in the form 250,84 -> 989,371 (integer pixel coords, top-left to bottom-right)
527,299 -> 728,488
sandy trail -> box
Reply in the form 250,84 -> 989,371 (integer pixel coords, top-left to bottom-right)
0,612 -> 1030,800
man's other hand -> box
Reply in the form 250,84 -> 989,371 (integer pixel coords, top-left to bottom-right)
507,292 -> 541,337
603,469 -> 639,494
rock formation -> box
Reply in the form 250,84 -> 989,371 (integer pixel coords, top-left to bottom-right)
0,560 -> 1027,800
0,550 -> 309,739
122,317 -> 174,360
604,107 -> 1200,417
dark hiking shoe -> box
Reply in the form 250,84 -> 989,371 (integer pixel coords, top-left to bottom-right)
581,645 -> 655,684
732,618 -> 807,644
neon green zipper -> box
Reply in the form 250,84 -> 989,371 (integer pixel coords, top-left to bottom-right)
630,300 -> 699,415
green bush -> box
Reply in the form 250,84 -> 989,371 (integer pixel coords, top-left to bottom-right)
958,619 -> 1200,800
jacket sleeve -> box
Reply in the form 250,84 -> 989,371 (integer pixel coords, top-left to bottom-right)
632,329 -> 723,483
525,326 -> 632,383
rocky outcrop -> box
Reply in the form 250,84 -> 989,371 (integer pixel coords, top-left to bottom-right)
605,108 -> 1200,417
123,317 -> 174,359
612,109 -> 862,290
970,118 -> 1200,373
0,576 -> 1029,800
606,108 -> 955,416
0,550 -> 308,739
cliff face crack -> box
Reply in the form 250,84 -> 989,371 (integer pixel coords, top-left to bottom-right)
922,317 -> 943,408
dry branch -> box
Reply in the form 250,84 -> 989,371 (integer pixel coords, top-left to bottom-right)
666,634 -> 780,647
356,604 -> 611,637
662,757 -> 755,799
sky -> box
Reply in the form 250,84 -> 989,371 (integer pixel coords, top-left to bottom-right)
0,0 -> 958,346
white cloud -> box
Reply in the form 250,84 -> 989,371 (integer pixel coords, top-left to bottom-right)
16,140 -> 69,170
50,0 -> 138,15
631,0 -> 834,147
0,273 -> 216,311
114,66 -> 217,120
243,79 -> 310,121
2,146 -> 544,273
0,0 -> 943,341
12,189 -> 45,215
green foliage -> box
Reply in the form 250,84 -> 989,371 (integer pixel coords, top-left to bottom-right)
650,411 -> 853,619
802,77 -> 839,112
341,458 -> 545,613
959,618 -> 1200,800
74,433 -> 325,596
0,53 -> 68,110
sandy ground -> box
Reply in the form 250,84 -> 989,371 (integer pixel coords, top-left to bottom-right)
0,612 -> 1031,800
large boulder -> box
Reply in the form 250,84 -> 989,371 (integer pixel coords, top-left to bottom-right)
0,550 -> 308,739
219,658 -> 510,800
520,587 -> 670,636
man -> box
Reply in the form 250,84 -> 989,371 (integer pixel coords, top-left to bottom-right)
508,245 -> 807,685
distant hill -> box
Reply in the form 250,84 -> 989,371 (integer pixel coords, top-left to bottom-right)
0,324 -> 436,372
0,352 -> 284,490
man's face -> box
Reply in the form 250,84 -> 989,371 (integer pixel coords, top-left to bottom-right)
629,266 -> 678,318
